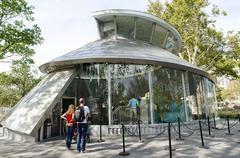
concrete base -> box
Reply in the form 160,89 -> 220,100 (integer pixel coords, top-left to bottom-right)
3,127 -> 35,142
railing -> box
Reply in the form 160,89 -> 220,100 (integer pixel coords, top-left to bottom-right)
112,106 -> 131,124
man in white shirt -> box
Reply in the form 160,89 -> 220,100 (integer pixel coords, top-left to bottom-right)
75,98 -> 90,153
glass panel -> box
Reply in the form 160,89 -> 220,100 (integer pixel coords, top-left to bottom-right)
78,64 -> 108,125
188,73 -> 207,119
51,102 -> 61,137
165,33 -> 178,54
204,79 -> 216,118
152,25 -> 168,48
102,21 -> 115,38
77,78 -> 108,125
152,68 -> 185,123
196,77 -> 207,119
63,79 -> 76,97
61,64 -> 109,125
110,64 -> 150,124
183,72 -> 193,121
136,18 -> 152,42
187,73 -> 199,120
117,16 -> 134,39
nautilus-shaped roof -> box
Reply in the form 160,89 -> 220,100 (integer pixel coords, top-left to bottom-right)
39,9 -> 207,77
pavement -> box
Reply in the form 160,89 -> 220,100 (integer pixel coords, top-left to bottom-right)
0,120 -> 239,158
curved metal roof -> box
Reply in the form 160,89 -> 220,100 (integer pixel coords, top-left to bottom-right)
39,37 -> 209,78
92,9 -> 182,54
1,70 -> 75,136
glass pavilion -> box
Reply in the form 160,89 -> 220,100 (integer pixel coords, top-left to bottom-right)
1,9 -> 217,141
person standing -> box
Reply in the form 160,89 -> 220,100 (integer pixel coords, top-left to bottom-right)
128,97 -> 139,122
75,98 -> 90,153
61,104 -> 75,150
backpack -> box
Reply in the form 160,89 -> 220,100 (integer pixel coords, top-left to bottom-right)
76,106 -> 85,122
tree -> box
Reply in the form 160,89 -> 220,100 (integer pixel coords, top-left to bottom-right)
222,80 -> 240,101
0,58 -> 41,107
0,0 -> 43,61
148,0 -> 240,78
0,0 -> 43,107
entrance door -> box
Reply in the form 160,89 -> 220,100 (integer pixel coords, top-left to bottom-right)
61,97 -> 75,136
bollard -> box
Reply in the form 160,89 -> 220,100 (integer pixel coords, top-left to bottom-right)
238,114 -> 240,133
225,116 -> 234,135
97,118 -> 105,142
119,124 -> 130,156
137,120 -> 144,142
168,122 -> 173,158
206,116 -> 214,137
199,120 -> 209,149
176,117 -> 184,141
213,113 -> 217,129
164,123 -> 176,152
97,106 -> 105,142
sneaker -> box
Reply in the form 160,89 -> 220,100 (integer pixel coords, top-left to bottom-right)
82,150 -> 86,153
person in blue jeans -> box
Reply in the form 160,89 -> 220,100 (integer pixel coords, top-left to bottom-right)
75,98 -> 90,153
61,104 -> 75,150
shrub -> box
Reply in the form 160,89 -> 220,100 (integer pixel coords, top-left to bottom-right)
217,108 -> 240,119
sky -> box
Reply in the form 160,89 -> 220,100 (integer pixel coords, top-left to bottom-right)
0,0 -> 240,72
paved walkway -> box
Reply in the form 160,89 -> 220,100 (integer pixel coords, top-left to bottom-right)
0,122 -> 239,158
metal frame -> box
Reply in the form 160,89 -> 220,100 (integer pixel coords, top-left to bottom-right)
92,9 -> 182,51
150,22 -> 156,44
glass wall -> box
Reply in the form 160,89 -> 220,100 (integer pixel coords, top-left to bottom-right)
61,64 -> 109,125
203,79 -> 217,118
110,64 -> 149,124
188,73 -> 213,120
152,67 -> 185,123
99,16 -> 179,54
60,63 -> 216,125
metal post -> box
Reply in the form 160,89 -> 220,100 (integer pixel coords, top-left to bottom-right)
97,103 -> 105,142
208,116 -> 211,136
238,114 -> 240,132
148,71 -> 154,124
168,122 -> 172,158
137,105 -> 143,142
107,67 -> 112,125
225,116 -> 234,135
207,116 -> 214,137
137,120 -> 143,142
213,113 -> 217,129
181,72 -> 188,122
119,124 -> 130,156
199,120 -> 209,149
176,118 -> 184,141
100,122 -> 102,140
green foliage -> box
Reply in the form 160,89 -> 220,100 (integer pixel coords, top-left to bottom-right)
0,0 -> 43,107
147,0 -> 240,78
217,107 -> 240,119
0,0 -> 43,60
127,75 -> 149,98
222,79 -> 240,101
0,58 -> 41,107
215,86 -> 223,102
